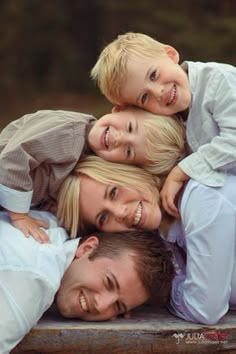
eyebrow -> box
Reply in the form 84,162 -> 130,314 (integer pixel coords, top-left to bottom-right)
110,272 -> 128,313
95,185 -> 110,226
136,67 -> 151,104
132,119 -> 138,161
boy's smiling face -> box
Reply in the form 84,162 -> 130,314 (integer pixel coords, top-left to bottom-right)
88,108 -> 149,165
119,50 -> 191,116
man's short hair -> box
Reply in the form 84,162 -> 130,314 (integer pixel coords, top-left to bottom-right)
81,229 -> 175,307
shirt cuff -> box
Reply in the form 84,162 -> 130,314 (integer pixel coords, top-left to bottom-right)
178,154 -> 225,187
0,184 -> 32,213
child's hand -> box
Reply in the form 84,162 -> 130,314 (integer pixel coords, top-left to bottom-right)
9,211 -> 50,243
160,166 -> 190,218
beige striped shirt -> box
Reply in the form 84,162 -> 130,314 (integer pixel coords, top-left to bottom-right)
0,110 -> 96,212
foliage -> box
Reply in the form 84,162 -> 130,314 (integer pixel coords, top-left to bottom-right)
0,0 -> 236,94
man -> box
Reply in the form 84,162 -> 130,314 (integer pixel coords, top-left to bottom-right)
0,210 -> 174,354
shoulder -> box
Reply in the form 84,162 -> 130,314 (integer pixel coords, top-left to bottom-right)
0,211 -> 69,285
180,177 -> 236,231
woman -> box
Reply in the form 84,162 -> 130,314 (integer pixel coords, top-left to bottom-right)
57,154 -> 236,325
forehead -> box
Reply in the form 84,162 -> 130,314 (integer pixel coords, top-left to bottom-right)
98,252 -> 148,305
79,176 -> 105,218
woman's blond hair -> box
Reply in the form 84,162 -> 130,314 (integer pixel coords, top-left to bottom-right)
57,155 -> 160,238
91,32 -> 168,104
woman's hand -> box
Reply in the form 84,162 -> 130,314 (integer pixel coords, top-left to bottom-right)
9,211 -> 50,243
160,166 -> 190,218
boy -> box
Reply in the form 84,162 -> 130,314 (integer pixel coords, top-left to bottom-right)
91,32 -> 236,217
0,108 -> 185,241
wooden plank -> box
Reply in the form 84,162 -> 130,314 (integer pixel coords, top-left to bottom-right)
12,305 -> 236,353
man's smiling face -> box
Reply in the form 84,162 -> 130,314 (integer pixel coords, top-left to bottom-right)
56,236 -> 149,321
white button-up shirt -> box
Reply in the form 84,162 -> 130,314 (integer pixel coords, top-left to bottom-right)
167,174 -> 236,324
179,61 -> 236,186
0,210 -> 79,354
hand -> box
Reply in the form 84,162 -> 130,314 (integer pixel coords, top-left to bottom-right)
9,211 -> 50,243
160,166 -> 190,218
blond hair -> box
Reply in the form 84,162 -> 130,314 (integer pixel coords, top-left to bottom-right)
57,155 -> 160,238
91,32 -> 167,104
143,114 -> 186,176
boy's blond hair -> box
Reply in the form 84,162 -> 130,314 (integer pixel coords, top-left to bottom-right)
57,155 -> 160,238
143,114 -> 186,176
91,32 -> 167,104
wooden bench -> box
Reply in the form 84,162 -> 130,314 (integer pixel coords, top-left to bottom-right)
12,305 -> 236,353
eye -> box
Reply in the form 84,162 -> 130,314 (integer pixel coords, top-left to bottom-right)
106,276 -> 114,290
141,93 -> 148,105
126,146 -> 132,158
115,301 -> 122,314
110,186 -> 117,199
128,122 -> 132,133
99,211 -> 108,226
150,70 -> 156,81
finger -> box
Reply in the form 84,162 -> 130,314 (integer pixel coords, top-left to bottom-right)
162,196 -> 178,217
37,229 -> 50,243
166,199 -> 180,218
34,218 -> 49,228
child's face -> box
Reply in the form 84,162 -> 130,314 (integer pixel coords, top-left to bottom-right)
119,53 -> 191,116
88,109 -> 149,165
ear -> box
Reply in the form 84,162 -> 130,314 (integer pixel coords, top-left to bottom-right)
112,104 -> 127,113
164,45 -> 179,63
75,236 -> 99,259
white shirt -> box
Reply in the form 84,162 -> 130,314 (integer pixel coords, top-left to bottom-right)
0,210 -> 79,354
179,61 -> 236,187
167,175 -> 236,324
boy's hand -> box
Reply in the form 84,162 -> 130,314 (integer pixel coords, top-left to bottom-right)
160,166 -> 190,218
9,211 -> 50,243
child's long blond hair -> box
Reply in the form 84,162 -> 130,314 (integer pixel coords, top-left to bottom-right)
91,32 -> 169,104
57,155 -> 160,238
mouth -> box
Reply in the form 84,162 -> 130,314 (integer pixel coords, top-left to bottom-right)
167,84 -> 176,106
79,292 -> 89,312
104,127 -> 109,148
133,202 -> 143,226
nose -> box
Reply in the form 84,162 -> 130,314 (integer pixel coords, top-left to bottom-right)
94,291 -> 118,313
151,84 -> 164,100
112,203 -> 128,222
114,130 -> 126,146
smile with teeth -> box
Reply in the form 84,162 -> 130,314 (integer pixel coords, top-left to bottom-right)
104,127 -> 109,148
167,84 -> 176,105
79,293 -> 88,312
133,202 -> 142,226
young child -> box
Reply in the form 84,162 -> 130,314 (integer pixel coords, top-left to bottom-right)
0,108 -> 185,241
91,31 -> 236,217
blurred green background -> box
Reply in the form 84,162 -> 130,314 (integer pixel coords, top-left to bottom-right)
1,0 -> 236,129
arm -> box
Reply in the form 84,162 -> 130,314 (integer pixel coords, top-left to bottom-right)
168,179 -> 235,324
0,271 -> 55,353
160,165 -> 190,217
0,213 -> 70,352
179,68 -> 236,187
0,110 -> 87,212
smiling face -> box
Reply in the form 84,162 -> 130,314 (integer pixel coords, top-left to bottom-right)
79,175 -> 161,232
120,49 -> 191,116
56,236 -> 148,321
88,108 -> 149,165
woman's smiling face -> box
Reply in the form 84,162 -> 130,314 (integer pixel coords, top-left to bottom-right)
79,175 -> 162,232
